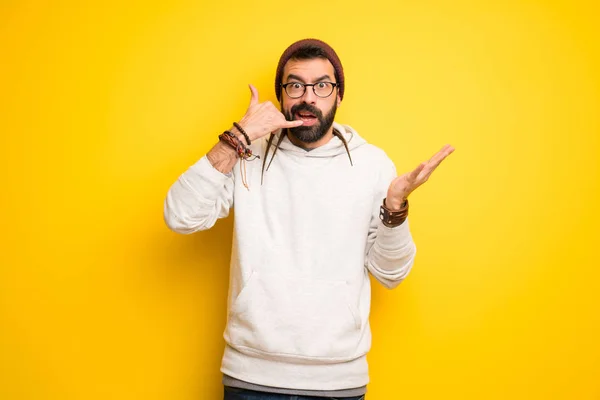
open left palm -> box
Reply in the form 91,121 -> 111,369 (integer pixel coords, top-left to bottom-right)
386,144 -> 455,210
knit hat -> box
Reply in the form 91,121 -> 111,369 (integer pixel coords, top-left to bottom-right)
275,38 -> 344,102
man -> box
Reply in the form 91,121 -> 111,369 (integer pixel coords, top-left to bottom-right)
164,38 -> 454,399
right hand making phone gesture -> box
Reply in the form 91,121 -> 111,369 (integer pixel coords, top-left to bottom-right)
236,84 -> 304,141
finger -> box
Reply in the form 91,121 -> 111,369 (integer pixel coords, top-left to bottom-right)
440,144 -> 455,158
281,119 -> 304,128
248,84 -> 259,107
408,162 -> 426,182
423,145 -> 454,174
429,144 -> 455,168
418,145 -> 455,181
428,144 -> 454,163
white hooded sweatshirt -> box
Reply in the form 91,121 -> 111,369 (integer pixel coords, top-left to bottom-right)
164,122 -> 416,391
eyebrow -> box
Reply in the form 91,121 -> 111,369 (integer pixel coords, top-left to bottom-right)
285,74 -> 333,83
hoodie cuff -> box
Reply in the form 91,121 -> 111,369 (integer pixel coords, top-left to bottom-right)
375,218 -> 413,251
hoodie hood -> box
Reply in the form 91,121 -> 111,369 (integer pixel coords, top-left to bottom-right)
273,122 -> 367,159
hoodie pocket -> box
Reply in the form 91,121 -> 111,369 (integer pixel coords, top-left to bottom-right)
227,270 -> 363,362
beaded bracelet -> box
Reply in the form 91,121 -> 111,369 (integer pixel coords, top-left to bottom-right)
233,122 -> 251,146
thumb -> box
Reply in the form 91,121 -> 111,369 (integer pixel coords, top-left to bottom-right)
248,84 -> 259,107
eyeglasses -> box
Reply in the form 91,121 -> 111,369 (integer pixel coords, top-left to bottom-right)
281,82 -> 339,99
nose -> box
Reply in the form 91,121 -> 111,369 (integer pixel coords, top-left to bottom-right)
300,86 -> 317,104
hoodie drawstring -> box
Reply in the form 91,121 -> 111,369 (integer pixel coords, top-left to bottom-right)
261,129 -> 353,184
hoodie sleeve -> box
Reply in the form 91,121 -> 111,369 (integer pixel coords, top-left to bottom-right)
365,157 -> 417,289
163,156 -> 234,234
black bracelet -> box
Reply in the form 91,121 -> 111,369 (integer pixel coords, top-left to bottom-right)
233,122 -> 251,146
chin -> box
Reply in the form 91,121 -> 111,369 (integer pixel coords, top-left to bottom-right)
289,126 -> 326,143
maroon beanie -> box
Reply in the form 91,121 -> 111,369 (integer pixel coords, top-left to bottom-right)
275,38 -> 344,102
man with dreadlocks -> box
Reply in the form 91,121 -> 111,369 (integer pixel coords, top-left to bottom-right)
164,39 -> 454,399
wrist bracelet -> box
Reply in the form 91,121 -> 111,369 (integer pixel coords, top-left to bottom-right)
218,130 -> 258,161
379,198 -> 409,227
217,130 -> 259,191
233,122 -> 251,146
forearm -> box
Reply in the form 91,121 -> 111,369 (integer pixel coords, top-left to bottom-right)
164,156 -> 234,234
365,220 -> 417,289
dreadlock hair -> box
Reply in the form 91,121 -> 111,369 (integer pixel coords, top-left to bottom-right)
261,129 -> 353,184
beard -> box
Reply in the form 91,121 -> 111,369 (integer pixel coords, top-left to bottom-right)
283,102 -> 337,144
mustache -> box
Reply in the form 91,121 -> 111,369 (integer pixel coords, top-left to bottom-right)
290,103 -> 323,119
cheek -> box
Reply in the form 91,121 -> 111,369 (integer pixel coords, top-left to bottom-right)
322,99 -> 337,114
282,100 -> 297,115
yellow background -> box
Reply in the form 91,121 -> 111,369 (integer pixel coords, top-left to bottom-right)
1,0 -> 599,399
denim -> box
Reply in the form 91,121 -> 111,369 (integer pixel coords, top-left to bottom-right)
223,386 -> 365,400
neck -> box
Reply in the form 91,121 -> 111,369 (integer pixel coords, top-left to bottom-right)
287,127 -> 335,150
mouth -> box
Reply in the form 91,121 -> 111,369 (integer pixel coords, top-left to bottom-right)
295,111 -> 317,122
